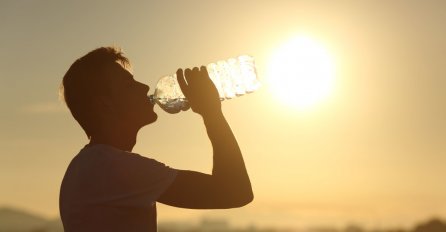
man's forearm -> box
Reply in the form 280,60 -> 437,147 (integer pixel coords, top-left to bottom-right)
202,111 -> 253,200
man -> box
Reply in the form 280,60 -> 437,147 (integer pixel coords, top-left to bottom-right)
59,47 -> 253,231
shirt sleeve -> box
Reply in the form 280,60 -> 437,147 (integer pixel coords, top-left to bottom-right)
86,150 -> 178,208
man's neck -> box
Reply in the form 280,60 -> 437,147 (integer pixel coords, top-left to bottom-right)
89,126 -> 139,152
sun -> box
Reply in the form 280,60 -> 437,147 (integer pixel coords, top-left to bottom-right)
266,35 -> 335,111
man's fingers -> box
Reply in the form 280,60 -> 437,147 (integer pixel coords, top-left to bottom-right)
199,66 -> 207,78
199,65 -> 212,83
176,68 -> 188,97
184,68 -> 197,87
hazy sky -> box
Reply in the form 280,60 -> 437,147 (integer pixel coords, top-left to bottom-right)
1,0 -> 445,229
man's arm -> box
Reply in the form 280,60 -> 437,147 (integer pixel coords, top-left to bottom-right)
157,67 -> 253,209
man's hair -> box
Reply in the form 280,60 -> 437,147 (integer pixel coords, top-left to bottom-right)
61,46 -> 130,138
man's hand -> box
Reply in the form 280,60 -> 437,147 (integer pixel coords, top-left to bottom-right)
176,67 -> 222,116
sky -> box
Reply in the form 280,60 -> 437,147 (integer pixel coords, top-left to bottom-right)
1,0 -> 445,230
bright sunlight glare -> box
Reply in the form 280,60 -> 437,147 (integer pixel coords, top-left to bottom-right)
267,35 -> 335,111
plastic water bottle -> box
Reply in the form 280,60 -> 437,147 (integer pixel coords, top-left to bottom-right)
149,55 -> 260,113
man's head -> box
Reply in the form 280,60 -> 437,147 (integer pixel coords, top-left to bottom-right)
61,47 -> 157,138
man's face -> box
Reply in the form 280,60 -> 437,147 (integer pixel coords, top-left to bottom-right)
102,62 -> 157,128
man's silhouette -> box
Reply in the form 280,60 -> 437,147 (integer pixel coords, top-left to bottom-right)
59,47 -> 253,231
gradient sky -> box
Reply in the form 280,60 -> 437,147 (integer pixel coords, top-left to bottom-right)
1,0 -> 445,229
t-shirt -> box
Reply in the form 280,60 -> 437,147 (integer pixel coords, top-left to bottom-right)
59,144 -> 178,232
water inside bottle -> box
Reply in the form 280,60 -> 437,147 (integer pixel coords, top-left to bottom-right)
149,95 -> 189,113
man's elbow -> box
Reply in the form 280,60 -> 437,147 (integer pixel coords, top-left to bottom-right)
230,190 -> 254,208
242,191 -> 254,206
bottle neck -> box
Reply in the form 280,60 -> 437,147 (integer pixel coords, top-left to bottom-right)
148,95 -> 155,104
